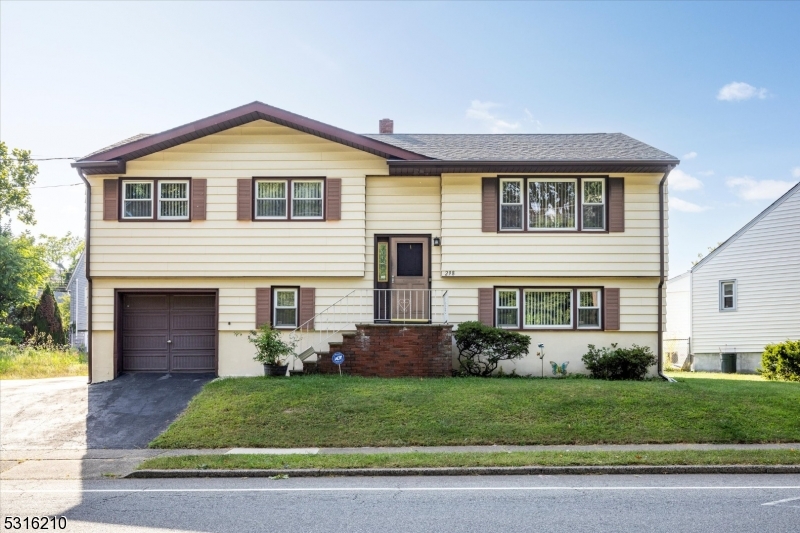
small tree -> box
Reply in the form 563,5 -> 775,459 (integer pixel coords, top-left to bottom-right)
31,285 -> 66,346
455,321 -> 530,376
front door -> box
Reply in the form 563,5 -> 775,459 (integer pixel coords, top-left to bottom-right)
384,237 -> 430,322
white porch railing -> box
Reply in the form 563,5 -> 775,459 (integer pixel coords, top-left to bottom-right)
289,289 -> 449,367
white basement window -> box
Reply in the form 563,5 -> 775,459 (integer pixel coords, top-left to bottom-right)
496,289 -> 519,328
523,289 -> 573,328
720,280 -> 737,311
578,289 -> 602,328
273,288 -> 298,328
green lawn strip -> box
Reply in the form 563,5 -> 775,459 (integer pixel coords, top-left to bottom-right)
150,375 -> 800,449
0,346 -> 87,379
139,449 -> 800,471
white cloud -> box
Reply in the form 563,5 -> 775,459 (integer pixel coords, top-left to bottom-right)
698,170 -> 715,176
671,197 -> 711,213
717,81 -> 769,101
682,151 -> 698,160
726,176 -> 796,201
669,169 -> 704,191
792,167 -> 800,178
466,100 -> 521,133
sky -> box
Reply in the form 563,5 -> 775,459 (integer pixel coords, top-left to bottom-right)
1,1 -> 798,276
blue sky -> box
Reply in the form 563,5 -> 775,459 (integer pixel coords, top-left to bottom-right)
2,1 -> 798,275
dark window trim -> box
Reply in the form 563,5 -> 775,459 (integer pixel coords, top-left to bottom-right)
496,175 -> 610,234
492,286 -> 605,331
252,176 -> 327,221
117,177 -> 193,222
272,286 -> 301,329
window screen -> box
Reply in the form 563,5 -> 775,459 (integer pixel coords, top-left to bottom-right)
396,243 -> 423,277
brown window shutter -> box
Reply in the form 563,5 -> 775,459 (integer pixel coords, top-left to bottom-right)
608,178 -> 625,232
103,179 -> 118,221
299,288 -> 316,330
478,288 -> 494,326
482,178 -> 498,232
191,179 -> 207,220
255,287 -> 271,328
604,288 -> 620,330
237,179 -> 252,221
326,178 -> 341,221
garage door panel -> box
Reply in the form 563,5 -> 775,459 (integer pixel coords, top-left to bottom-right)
121,292 -> 217,374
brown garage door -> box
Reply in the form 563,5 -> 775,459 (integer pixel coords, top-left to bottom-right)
121,293 -> 216,373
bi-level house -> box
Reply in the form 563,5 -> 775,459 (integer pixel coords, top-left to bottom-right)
72,102 -> 678,383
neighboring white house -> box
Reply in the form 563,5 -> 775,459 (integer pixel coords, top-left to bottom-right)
66,252 -> 88,349
689,181 -> 800,373
664,271 -> 691,368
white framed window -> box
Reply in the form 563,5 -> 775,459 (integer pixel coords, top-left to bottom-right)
158,181 -> 189,220
496,289 -> 519,328
291,180 -> 324,219
577,289 -> 602,328
255,181 -> 287,219
528,179 -> 577,230
122,181 -> 153,219
273,288 -> 298,328
523,289 -> 572,328
581,179 -> 605,230
720,280 -> 737,311
500,179 -> 524,230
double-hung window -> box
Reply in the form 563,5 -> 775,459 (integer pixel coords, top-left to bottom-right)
121,179 -> 190,220
498,177 -> 607,232
720,280 -> 736,311
254,178 -> 324,220
577,289 -> 602,328
496,289 -> 520,328
273,288 -> 298,328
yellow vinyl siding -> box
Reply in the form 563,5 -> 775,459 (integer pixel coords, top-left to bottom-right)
441,174 -> 665,277
88,120 -> 387,278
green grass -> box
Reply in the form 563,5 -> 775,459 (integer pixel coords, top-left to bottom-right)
150,374 -> 800,448
665,371 -> 766,381
0,344 -> 87,379
138,449 -> 800,470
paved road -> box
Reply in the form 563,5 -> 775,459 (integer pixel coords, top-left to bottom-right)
2,474 -> 799,532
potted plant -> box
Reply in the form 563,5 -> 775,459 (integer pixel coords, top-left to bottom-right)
249,324 -> 296,377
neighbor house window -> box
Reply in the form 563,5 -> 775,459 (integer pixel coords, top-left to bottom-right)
578,289 -> 601,328
523,289 -> 572,328
720,280 -> 736,311
273,288 -> 298,328
158,181 -> 189,220
496,289 -> 519,328
122,181 -> 153,219
500,179 -> 524,230
253,179 -> 324,220
121,179 -> 190,220
528,179 -> 577,230
581,179 -> 605,230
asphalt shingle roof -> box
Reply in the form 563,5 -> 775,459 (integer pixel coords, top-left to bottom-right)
82,133 -> 151,159
362,133 -> 677,162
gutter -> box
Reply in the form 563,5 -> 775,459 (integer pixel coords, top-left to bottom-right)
658,167 -> 676,383
74,167 -> 93,385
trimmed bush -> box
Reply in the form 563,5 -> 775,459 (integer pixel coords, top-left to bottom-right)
760,340 -> 800,382
455,321 -> 530,376
582,343 -> 656,381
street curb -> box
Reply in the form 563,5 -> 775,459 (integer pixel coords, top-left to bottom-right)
127,464 -> 800,478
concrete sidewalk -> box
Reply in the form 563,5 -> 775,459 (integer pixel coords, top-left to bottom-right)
2,443 -> 798,480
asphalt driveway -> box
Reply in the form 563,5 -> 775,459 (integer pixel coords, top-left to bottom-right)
0,373 -> 213,450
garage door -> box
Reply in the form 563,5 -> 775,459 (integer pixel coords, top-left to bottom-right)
121,293 -> 216,373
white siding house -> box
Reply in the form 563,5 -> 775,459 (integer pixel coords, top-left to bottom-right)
66,252 -> 88,349
665,271 -> 691,368
690,181 -> 800,373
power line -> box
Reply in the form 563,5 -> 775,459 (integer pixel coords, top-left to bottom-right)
2,156 -> 80,161
32,183 -> 83,189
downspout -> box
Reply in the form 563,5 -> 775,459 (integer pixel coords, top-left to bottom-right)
658,166 -> 676,382
75,168 -> 92,385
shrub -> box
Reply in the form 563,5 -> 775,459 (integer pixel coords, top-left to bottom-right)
581,343 -> 656,381
248,323 -> 296,366
760,340 -> 800,382
455,321 -> 530,377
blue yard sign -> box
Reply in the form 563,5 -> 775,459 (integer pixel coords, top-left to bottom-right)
332,352 -> 345,376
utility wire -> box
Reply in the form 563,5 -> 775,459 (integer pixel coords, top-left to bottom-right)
32,183 -> 83,189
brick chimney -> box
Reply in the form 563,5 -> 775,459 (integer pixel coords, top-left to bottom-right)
379,118 -> 394,134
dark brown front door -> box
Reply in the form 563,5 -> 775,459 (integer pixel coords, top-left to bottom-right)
121,293 -> 216,372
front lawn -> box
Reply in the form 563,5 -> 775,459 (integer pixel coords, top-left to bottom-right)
139,449 -> 800,470
150,374 -> 800,448
0,345 -> 87,379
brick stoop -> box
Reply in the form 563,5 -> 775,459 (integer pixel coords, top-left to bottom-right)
316,324 -> 454,377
